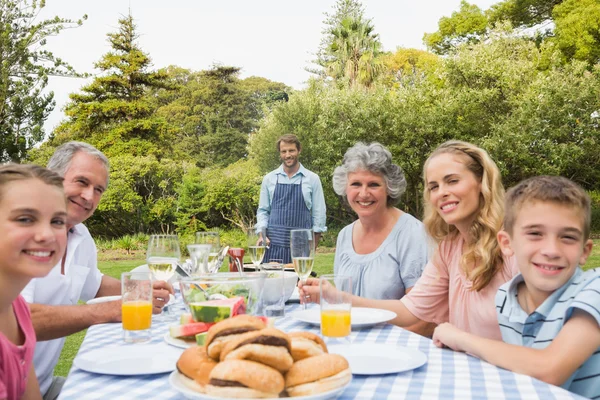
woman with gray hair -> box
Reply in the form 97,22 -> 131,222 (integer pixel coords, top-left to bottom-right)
328,142 -> 428,300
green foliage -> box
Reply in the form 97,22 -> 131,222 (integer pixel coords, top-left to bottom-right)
553,0 -> 600,65
423,1 -> 488,54
325,16 -> 383,87
0,0 -> 86,162
86,154 -> 185,237
155,66 -> 288,168
308,0 -> 365,77
379,48 -> 441,88
175,159 -> 262,235
48,13 -> 172,159
590,191 -> 600,233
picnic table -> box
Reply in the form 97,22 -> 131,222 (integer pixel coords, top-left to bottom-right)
59,303 -> 584,399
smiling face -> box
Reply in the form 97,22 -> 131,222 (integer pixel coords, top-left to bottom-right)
425,153 -> 482,236
62,151 -> 108,227
279,141 -> 300,171
498,201 -> 592,302
0,179 -> 67,281
346,170 -> 388,219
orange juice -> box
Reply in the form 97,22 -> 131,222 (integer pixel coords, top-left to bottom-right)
122,301 -> 152,331
321,309 -> 351,337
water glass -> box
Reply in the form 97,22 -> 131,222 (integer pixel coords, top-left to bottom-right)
187,243 -> 212,275
122,271 -> 153,343
320,274 -> 352,343
262,259 -> 285,318
195,231 -> 220,271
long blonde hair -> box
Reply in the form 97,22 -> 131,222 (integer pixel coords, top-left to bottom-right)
423,141 -> 504,291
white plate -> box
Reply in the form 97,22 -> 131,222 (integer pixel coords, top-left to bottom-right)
86,294 -> 175,305
74,343 -> 183,375
86,295 -> 121,305
169,370 -> 351,400
164,332 -> 196,349
329,343 -> 427,375
292,307 -> 396,328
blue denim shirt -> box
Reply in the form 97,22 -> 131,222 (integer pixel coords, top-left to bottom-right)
256,163 -> 327,233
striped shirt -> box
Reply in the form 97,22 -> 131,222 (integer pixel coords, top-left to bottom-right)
496,267 -> 600,399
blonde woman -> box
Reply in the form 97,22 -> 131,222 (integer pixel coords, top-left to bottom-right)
300,141 -> 518,339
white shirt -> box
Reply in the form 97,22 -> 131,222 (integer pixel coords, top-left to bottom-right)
21,224 -> 103,395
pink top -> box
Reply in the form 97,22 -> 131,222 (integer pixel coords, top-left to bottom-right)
401,236 -> 518,340
0,295 -> 36,400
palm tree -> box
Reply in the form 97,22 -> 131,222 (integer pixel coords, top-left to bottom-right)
325,16 -> 383,88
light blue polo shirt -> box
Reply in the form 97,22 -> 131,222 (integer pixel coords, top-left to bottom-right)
495,267 -> 600,398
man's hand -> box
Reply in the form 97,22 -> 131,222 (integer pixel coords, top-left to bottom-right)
432,323 -> 469,351
152,280 -> 174,314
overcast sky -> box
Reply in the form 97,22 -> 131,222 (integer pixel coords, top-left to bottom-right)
40,0 -> 499,134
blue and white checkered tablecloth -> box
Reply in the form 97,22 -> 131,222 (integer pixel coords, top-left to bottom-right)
59,304 -> 584,400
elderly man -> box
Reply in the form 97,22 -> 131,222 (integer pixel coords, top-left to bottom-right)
21,141 -> 173,400
256,134 -> 327,263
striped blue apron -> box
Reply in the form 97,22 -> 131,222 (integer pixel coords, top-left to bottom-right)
264,175 -> 312,264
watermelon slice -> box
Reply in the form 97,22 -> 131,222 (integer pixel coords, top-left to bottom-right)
180,313 -> 194,325
189,296 -> 246,323
170,321 -> 214,339
195,332 -> 209,346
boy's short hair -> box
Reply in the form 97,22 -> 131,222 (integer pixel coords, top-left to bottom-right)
276,134 -> 301,152
504,175 -> 591,240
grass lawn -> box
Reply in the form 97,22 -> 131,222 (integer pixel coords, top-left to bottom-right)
56,240 -> 600,377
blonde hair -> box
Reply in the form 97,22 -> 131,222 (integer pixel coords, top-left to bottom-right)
0,164 -> 64,202
505,175 -> 591,241
423,141 -> 505,291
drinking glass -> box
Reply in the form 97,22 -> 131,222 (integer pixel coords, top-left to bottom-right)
121,271 -> 153,343
146,234 -> 180,320
262,259 -> 285,318
320,274 -> 352,344
195,231 -> 220,271
247,228 -> 266,271
187,244 -> 212,275
290,229 -> 315,310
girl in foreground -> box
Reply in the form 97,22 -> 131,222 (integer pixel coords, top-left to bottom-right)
0,164 -> 67,399
300,141 -> 518,339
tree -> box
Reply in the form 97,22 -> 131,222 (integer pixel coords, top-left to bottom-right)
48,13 -> 172,159
308,0 -> 365,77
155,66 -> 274,167
379,48 -> 441,88
326,16 -> 383,87
0,0 -> 86,162
553,0 -> 600,65
423,1 -> 488,54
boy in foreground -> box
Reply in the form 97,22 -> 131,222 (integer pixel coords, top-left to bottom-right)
433,176 -> 599,398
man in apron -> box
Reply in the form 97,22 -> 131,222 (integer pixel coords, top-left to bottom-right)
256,134 -> 327,264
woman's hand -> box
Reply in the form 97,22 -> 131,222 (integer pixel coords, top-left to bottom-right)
297,277 -> 320,304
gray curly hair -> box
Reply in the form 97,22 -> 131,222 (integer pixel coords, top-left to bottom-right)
333,142 -> 407,206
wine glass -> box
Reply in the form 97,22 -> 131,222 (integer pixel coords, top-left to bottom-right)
290,229 -> 315,310
196,231 -> 220,272
146,234 -> 180,320
247,228 -> 266,271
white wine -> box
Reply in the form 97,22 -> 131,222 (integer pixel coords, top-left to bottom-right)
249,246 -> 266,266
293,257 -> 314,280
148,257 -> 177,281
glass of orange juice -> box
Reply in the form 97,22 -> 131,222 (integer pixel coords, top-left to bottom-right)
121,271 -> 153,343
320,275 -> 352,343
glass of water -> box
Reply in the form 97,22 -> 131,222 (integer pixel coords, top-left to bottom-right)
262,259 -> 285,318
